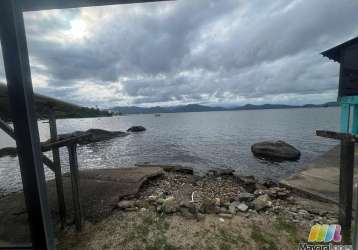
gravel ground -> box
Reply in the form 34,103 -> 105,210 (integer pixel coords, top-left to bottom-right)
58,172 -> 339,249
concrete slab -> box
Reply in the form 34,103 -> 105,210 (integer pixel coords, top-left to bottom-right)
0,167 -> 164,244
280,145 -> 358,203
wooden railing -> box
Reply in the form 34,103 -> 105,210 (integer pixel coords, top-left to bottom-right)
0,113 -> 87,232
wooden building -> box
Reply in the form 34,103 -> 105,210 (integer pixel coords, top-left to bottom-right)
321,36 -> 358,246
322,36 -> 358,133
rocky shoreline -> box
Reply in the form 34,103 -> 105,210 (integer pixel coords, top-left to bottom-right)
114,166 -> 337,227
57,168 -> 338,249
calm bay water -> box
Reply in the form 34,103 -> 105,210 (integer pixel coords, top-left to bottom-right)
0,107 -> 339,192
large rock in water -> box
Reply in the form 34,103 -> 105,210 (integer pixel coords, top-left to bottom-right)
127,126 -> 146,132
251,140 -> 300,161
55,129 -> 129,145
0,129 -> 129,158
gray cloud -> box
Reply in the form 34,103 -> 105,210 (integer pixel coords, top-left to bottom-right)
1,0 -> 358,107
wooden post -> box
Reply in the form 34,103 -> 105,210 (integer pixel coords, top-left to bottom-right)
354,190 -> 358,250
0,118 -> 15,139
0,1 -> 54,248
68,144 -> 82,231
48,108 -> 67,228
339,139 -> 355,243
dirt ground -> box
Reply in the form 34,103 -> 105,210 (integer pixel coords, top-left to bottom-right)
57,210 -> 308,250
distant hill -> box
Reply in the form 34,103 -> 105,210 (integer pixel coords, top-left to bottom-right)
111,102 -> 339,115
0,84 -> 111,121
113,104 -> 226,114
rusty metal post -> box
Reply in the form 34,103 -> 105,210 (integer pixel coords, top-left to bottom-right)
68,144 -> 82,231
48,108 -> 66,228
339,140 -> 355,243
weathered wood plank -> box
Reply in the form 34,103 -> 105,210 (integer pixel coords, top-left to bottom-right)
42,155 -> 55,172
0,118 -> 15,139
316,130 -> 358,142
0,117 -> 56,172
41,134 -> 90,151
68,144 -> 82,232
49,111 -> 67,228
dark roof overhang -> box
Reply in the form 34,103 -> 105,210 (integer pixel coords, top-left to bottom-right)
321,36 -> 358,63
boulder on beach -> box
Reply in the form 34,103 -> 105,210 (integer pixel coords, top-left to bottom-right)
251,140 -> 300,161
127,126 -> 146,132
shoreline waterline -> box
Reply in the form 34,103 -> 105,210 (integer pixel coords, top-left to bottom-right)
0,107 -> 339,192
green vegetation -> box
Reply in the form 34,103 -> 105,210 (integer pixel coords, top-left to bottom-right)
58,211 -> 306,250
122,213 -> 177,250
0,84 -> 112,121
215,228 -> 247,250
274,218 -> 301,245
251,225 -> 278,250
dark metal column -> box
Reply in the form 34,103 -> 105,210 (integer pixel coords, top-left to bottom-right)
0,1 -> 55,249
339,140 -> 355,243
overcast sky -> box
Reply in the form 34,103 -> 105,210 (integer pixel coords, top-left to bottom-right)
1,0 -> 358,108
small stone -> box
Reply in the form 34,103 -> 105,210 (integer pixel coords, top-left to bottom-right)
125,207 -> 138,212
223,202 -> 231,208
253,194 -> 271,211
148,195 -> 157,202
236,175 -> 257,193
219,213 -> 233,219
117,200 -> 136,209
238,192 -> 255,202
268,187 -> 290,199
219,218 -> 225,222
262,178 -> 278,188
228,204 -> 237,215
216,206 -> 229,214
298,210 -> 309,216
162,197 -> 179,214
215,198 -> 221,206
254,190 -> 266,196
237,203 -> 249,212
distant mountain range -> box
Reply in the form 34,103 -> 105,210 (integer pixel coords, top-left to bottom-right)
111,102 -> 339,115
0,84 -> 111,121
